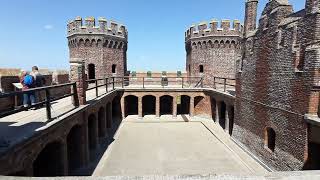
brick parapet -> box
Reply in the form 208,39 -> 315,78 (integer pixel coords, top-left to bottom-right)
185,20 -> 242,42
67,17 -> 127,39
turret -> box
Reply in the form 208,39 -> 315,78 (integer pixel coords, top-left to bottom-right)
244,0 -> 259,37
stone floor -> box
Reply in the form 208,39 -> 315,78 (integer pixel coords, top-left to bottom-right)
93,115 -> 267,176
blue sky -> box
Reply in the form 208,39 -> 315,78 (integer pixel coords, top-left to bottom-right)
0,0 -> 304,72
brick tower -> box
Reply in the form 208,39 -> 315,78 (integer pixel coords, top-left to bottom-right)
67,17 -> 128,80
185,20 -> 242,87
234,0 -> 320,171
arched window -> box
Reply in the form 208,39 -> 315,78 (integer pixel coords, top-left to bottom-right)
199,65 -> 204,73
265,127 -> 276,152
112,64 -> 116,74
88,64 -> 95,80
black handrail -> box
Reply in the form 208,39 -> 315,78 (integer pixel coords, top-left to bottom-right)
0,82 -> 77,120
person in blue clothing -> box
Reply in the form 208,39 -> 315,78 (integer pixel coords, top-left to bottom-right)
20,71 -> 36,108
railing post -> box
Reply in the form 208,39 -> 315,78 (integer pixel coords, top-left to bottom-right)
224,78 -> 227,92
45,89 -> 52,121
201,78 -> 204,88
143,77 -> 145,89
112,77 -> 115,90
72,83 -> 79,107
214,77 -> 216,89
95,80 -> 98,97
182,77 -> 184,88
122,77 -> 124,88
105,78 -> 108,93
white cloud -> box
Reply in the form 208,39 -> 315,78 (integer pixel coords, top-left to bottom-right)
44,25 -> 54,30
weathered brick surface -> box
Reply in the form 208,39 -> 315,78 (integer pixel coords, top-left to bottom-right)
67,17 -> 128,79
185,20 -> 242,87
234,0 -> 320,171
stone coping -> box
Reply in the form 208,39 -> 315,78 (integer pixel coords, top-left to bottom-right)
2,171 -> 320,179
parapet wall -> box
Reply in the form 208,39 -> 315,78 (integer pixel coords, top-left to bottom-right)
67,17 -> 127,38
185,19 -> 243,41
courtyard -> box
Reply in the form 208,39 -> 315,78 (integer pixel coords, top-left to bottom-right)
94,116 -> 267,176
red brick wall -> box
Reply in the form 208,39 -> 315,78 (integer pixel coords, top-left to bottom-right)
233,1 -> 319,171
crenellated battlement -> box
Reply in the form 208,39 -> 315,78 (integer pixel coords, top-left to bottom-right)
67,17 -> 127,39
185,19 -> 243,41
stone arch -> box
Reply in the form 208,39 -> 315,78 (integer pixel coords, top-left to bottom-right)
142,95 -> 156,116
108,41 -> 114,48
88,114 -> 98,150
33,141 -> 66,177
219,101 -> 227,129
220,40 -> 225,48
113,41 -> 118,49
192,42 -> 197,49
103,40 -> 109,47
231,40 -> 236,48
67,124 -> 84,174
79,39 -> 84,46
226,40 -> 231,48
91,39 -> 96,46
97,39 -> 102,47
214,40 -> 219,48
98,106 -> 106,137
208,40 -> 213,48
85,39 -> 90,47
265,127 -> 276,152
197,42 -> 202,49
202,41 -> 207,49
177,95 -> 190,115
118,42 -> 123,49
194,96 -> 205,116
160,95 -> 173,115
125,95 -> 138,117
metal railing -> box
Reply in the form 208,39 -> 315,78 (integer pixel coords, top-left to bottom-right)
0,82 -> 77,120
114,76 -> 203,89
0,76 -> 235,120
213,77 -> 236,92
85,77 -> 119,98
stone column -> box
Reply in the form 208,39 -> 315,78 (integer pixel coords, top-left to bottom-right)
121,97 -> 125,119
82,111 -> 90,166
190,96 -> 195,117
225,106 -> 230,133
216,101 -> 221,125
70,58 -> 87,105
138,96 -> 143,118
92,112 -> 99,149
156,96 -> 160,118
100,105 -> 107,138
173,96 -> 177,118
61,139 -> 69,176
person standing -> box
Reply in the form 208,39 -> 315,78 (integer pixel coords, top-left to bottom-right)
30,66 -> 46,103
20,71 -> 36,108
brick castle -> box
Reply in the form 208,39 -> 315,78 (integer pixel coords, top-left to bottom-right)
67,17 -> 128,79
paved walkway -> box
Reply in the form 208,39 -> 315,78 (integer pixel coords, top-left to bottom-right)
93,115 -> 267,176
0,87 -> 111,153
